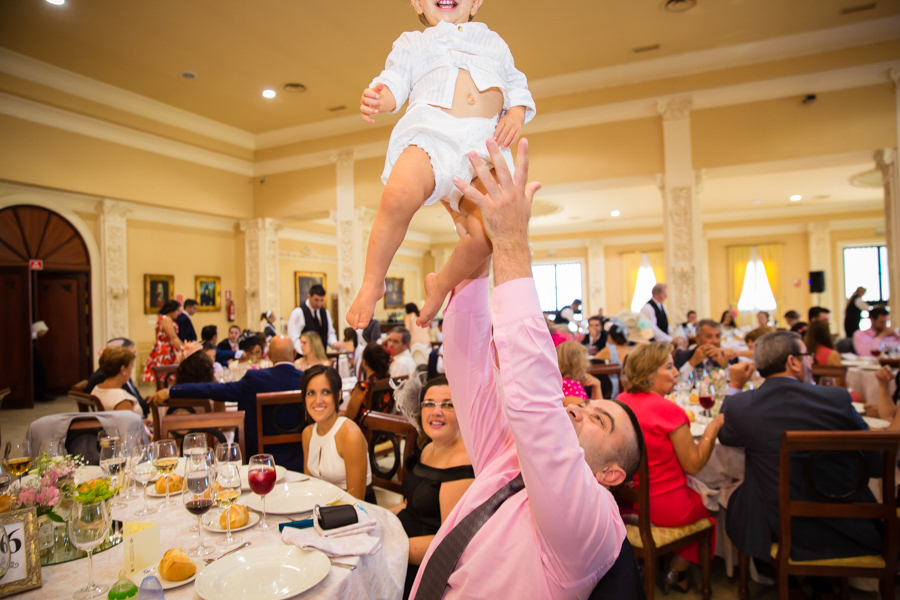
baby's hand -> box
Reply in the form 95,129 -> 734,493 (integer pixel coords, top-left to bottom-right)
360,83 -> 385,124
493,107 -> 525,149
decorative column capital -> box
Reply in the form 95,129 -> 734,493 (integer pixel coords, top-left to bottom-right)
354,206 -> 377,228
875,148 -> 897,173
332,149 -> 355,169
657,95 -> 693,121
239,217 -> 283,234
98,199 -> 130,221
890,68 -> 900,86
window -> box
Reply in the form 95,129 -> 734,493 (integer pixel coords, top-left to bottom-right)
630,253 -> 658,313
843,246 -> 889,303
737,246 -> 777,313
533,262 -> 583,313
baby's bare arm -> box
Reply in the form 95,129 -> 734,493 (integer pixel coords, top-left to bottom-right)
360,83 -> 398,123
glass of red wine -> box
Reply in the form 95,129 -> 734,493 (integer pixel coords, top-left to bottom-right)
698,379 -> 714,417
248,454 -> 276,531
183,449 -> 215,557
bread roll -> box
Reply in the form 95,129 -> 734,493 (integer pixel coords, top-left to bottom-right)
684,409 -> 695,423
219,504 -> 249,529
155,473 -> 183,494
158,548 -> 196,581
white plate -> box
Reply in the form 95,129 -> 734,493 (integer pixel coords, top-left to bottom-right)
853,403 -> 866,413
74,465 -> 103,485
194,545 -> 330,600
243,479 -> 342,515
147,480 -> 186,497
863,416 -> 891,429
690,422 -> 706,438
239,465 -> 287,491
132,557 -> 204,590
203,510 -> 260,533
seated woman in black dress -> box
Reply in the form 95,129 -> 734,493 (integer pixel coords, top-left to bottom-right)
393,375 -> 474,599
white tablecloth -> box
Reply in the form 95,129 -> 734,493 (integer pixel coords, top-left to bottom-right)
846,366 -> 895,405
13,472 -> 408,600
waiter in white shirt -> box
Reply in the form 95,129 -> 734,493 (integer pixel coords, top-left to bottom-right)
640,283 -> 673,343
287,284 -> 342,355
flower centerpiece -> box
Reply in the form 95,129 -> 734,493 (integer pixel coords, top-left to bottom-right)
12,453 -> 86,550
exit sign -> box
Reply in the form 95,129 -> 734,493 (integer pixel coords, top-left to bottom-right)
29,259 -> 43,270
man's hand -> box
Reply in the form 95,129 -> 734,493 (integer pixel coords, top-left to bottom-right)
148,389 -> 170,406
707,347 -> 729,368
875,365 -> 894,385
729,361 -> 755,390
688,345 -> 707,368
493,107 -> 525,150
331,342 -> 344,351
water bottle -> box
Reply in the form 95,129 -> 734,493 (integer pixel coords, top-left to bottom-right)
138,576 -> 164,600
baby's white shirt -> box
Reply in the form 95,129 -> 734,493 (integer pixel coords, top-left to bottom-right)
371,21 -> 535,123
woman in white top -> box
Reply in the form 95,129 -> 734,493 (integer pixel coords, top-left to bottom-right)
301,365 -> 374,502
94,347 -> 143,417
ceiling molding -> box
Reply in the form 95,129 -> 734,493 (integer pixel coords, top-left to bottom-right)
253,141 -> 388,176
0,92 -> 254,176
702,200 -> 884,223
703,223 -> 808,239
256,113 -> 399,150
827,217 -> 885,231
0,48 -> 255,150
279,248 -> 337,264
279,226 -> 425,258
704,150 -> 876,179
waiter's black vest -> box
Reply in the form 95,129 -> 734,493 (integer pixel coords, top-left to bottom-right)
844,294 -> 863,335
300,304 -> 329,343
646,300 -> 668,338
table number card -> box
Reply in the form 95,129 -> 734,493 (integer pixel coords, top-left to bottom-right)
0,508 -> 41,598
123,522 -> 160,578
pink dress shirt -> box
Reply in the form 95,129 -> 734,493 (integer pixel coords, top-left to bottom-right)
410,277 -> 626,599
852,328 -> 898,357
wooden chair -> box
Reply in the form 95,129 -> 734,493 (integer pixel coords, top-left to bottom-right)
738,430 -> 899,600
587,363 -> 623,378
158,411 -> 246,461
149,398 -> 214,441
363,376 -> 407,415
811,364 -> 848,388
70,380 -> 88,394
151,365 -> 179,391
612,453 -> 714,600
358,409 -> 419,494
65,416 -> 104,459
254,391 -> 308,457
70,390 -> 105,412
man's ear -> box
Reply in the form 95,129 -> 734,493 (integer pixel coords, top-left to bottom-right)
595,463 -> 626,489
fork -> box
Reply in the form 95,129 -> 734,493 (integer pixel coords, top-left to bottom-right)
204,542 -> 251,564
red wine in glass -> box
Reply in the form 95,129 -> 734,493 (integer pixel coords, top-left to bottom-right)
248,468 -> 276,496
185,498 -> 213,516
698,395 -> 715,411
871,349 -> 882,357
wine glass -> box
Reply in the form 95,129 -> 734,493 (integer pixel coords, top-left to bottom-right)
99,441 -> 127,510
97,428 -> 120,450
214,463 -> 242,546
38,438 -> 66,458
0,525 -> 9,581
130,446 -> 157,516
3,440 -> 32,493
150,440 -> 179,509
0,473 -> 9,497
215,442 -> 241,467
698,377 -> 714,418
183,433 -> 208,469
248,454 -> 276,531
183,449 -> 215,557
120,435 -> 143,501
68,498 -> 111,598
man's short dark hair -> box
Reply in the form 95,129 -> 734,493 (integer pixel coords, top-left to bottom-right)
309,284 -> 326,298
870,307 -> 889,321
610,399 -> 645,490
784,310 -> 801,321
202,340 -> 216,352
239,334 -> 263,352
229,325 -> 241,333
391,326 -> 411,346
696,319 -> 720,333
588,316 -> 601,325
754,330 -> 802,378
687,310 -> 697,317
808,306 -> 830,321
183,299 -> 199,309
201,325 -> 217,342
106,337 -> 135,348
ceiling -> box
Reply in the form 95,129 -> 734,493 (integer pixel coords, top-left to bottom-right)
1,0 -> 897,133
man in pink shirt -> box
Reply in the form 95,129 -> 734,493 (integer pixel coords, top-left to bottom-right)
410,138 -> 644,599
852,307 -> 899,357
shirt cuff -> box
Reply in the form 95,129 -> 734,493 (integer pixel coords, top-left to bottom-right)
507,91 -> 536,124
370,74 -> 407,113
490,278 -> 542,328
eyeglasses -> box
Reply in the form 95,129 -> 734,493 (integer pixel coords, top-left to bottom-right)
421,401 -> 454,411
791,352 -> 812,358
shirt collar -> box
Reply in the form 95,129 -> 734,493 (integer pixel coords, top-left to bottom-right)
273,361 -> 295,367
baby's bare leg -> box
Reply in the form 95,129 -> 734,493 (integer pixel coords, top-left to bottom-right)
347,146 -> 434,329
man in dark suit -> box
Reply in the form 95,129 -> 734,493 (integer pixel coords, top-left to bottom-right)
581,315 -> 607,355
217,325 -> 241,353
175,299 -> 199,342
674,319 -> 739,375
719,330 -> 880,600
86,337 -> 148,417
148,335 -> 306,472
200,325 -> 241,366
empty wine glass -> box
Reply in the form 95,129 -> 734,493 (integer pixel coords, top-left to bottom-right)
214,442 -> 241,467
151,440 -> 179,509
99,441 -> 127,509
0,473 -> 10,496
248,454 -> 276,531
68,498 -> 111,598
183,450 -> 215,557
214,463 -> 242,546
120,435 -> 143,501
3,440 -> 32,493
130,446 -> 157,517
38,438 -> 66,458
183,433 -> 208,469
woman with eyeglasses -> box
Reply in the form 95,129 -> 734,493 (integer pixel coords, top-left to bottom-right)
392,375 -> 474,600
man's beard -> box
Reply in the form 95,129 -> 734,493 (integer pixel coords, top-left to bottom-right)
801,361 -> 813,384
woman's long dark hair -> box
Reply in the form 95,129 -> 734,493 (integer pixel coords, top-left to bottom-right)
300,365 -> 343,418
362,343 -> 391,379
159,300 -> 181,316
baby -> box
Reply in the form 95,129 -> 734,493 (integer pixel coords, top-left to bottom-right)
345,0 -> 535,330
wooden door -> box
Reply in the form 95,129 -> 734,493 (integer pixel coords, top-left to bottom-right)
0,268 -> 33,408
34,272 -> 90,394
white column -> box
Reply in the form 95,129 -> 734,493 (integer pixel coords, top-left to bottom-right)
333,149 -> 359,322
240,218 -> 283,328
892,68 -> 899,148
98,199 -> 130,341
587,239 -> 606,318
657,95 -> 703,323
875,149 -> 900,317
807,222 -> 833,316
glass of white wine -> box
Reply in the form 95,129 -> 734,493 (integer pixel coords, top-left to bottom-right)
214,463 -> 242,546
150,440 -> 179,509
131,446 -> 157,517
99,441 -> 127,509
3,440 -> 32,494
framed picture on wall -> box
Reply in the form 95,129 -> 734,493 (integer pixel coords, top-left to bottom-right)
0,507 -> 42,597
295,272 -> 327,307
195,276 -> 222,311
384,277 -> 405,309
144,274 -> 175,314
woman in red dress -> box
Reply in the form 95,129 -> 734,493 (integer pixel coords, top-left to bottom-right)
618,342 -> 724,593
141,300 -> 184,382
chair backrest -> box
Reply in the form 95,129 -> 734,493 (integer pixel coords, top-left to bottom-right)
158,411 -> 246,461
152,364 -> 179,391
777,430 -> 900,575
588,363 -> 623,378
364,376 -> 407,414
254,391 -> 308,456
358,409 -> 419,494
65,416 -> 104,463
70,380 -> 88,393
149,398 -> 213,441
612,451 -> 655,550
70,390 -> 105,412
811,364 -> 848,388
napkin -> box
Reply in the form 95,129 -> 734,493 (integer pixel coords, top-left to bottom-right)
314,504 -> 377,538
282,526 -> 382,558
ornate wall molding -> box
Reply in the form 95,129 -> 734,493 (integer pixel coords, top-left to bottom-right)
99,199 -> 130,340
240,218 -> 283,328
279,246 -> 337,264
657,95 -> 693,121
875,148 -> 900,316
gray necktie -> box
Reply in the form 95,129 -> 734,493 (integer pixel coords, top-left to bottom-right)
414,473 -> 525,600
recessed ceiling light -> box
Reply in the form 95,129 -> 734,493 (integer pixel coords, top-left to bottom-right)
840,3 -> 876,15
283,83 -> 307,93
328,105 -> 347,113
181,71 -> 197,79
46,0 -> 65,5
611,210 -> 621,217
665,0 -> 697,13
790,195 -> 802,202
632,44 -> 661,54
262,89 -> 276,99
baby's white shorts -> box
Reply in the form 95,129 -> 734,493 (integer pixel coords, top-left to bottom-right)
381,104 -> 515,212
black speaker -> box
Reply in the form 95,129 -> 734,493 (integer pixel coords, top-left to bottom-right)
809,271 -> 825,294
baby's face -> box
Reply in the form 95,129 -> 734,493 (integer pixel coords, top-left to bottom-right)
413,0 -> 482,27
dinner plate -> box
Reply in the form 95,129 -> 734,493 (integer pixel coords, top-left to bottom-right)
194,545 -> 330,600
75,465 -> 103,484
239,464 -> 287,491
132,557 -> 204,590
863,416 -> 891,429
203,510 -> 260,533
243,479 -> 342,515
147,481 -> 186,497
853,403 -> 866,413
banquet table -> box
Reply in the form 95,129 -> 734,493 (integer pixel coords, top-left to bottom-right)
12,470 -> 408,600
846,363 -> 895,405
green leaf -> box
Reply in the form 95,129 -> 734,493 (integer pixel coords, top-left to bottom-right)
45,511 -> 64,523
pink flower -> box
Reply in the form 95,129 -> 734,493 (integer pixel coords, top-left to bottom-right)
36,485 -> 59,507
17,486 -> 36,506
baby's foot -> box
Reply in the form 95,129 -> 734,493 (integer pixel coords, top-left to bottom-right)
347,282 -> 385,329
417,273 -> 446,328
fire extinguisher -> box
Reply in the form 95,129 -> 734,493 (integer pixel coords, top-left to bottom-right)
226,300 -> 236,322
